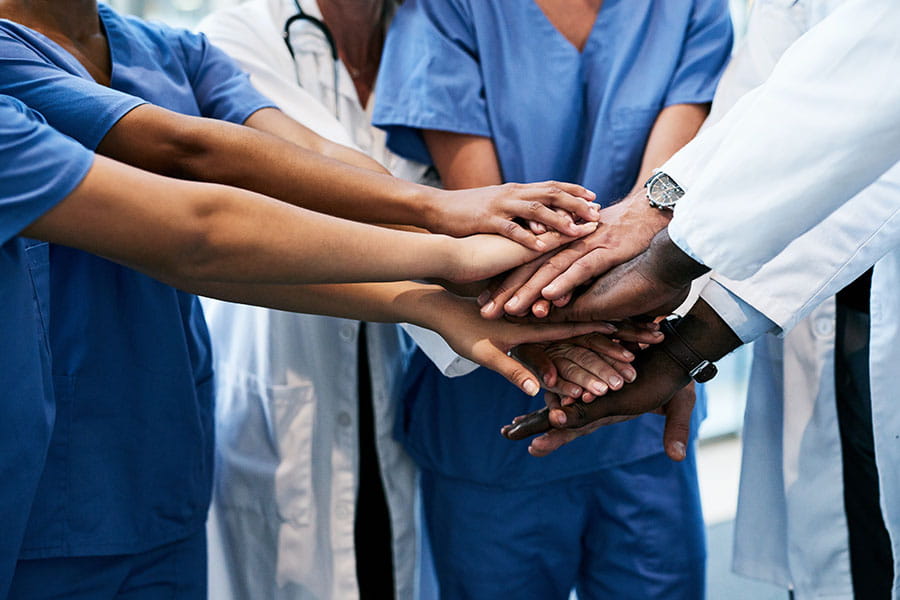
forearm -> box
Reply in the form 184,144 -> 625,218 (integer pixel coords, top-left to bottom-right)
97,105 -> 444,228
423,130 -> 503,189
189,280 -> 446,324
633,103 -> 709,189
244,107 -> 392,175
24,155 -> 460,285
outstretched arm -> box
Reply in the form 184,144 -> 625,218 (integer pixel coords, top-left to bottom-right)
22,154 -> 597,287
176,280 -> 613,396
94,105 -> 599,249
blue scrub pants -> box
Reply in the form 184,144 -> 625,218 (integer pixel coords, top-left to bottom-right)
8,529 -> 207,599
420,449 -> 705,600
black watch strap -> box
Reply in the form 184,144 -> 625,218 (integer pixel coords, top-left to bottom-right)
658,317 -> 718,383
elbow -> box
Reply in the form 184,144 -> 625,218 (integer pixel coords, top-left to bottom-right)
157,190 -> 238,284
133,116 -> 221,181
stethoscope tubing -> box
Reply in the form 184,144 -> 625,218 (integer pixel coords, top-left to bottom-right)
282,0 -> 341,117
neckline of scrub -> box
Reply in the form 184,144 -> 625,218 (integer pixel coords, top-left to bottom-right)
95,4 -> 121,89
526,0 -> 607,56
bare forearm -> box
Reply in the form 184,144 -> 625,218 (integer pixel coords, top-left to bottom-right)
244,107 -> 392,175
633,103 -> 709,190
97,105 -> 442,228
23,155 -> 459,285
423,130 -> 503,189
190,280 -> 447,324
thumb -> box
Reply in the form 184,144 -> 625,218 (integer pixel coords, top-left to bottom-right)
477,345 -> 543,397
662,386 -> 695,461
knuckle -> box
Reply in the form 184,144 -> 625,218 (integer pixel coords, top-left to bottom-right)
559,362 -> 581,379
502,220 -> 522,238
528,200 -> 544,214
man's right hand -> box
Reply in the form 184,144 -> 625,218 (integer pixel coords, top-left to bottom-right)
480,188 -> 671,319
538,229 -> 710,324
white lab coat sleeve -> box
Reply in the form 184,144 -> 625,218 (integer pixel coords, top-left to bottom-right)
665,0 -> 900,279
708,161 -> 900,335
699,279 -> 777,343
399,324 -> 479,377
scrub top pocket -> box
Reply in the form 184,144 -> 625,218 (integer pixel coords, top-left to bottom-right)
609,107 -> 660,199
23,241 -> 50,350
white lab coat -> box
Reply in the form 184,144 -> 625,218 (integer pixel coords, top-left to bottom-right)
690,2 -> 853,597
663,0 -> 900,597
198,2 -> 431,598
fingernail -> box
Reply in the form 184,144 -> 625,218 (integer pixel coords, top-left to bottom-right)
477,290 -> 491,306
609,375 -> 623,388
590,206 -> 600,219
542,284 -> 557,296
554,410 -> 567,426
543,373 -> 553,385
567,385 -> 582,397
602,322 -> 618,334
622,349 -> 635,360
652,330 -> 664,338
586,190 -> 597,200
623,368 -> 637,382
482,301 -> 496,314
523,380 -> 539,396
591,382 -> 608,395
672,441 -> 687,460
535,238 -> 547,250
505,297 -> 520,311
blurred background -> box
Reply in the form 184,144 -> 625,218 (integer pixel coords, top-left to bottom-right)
105,1 -> 779,597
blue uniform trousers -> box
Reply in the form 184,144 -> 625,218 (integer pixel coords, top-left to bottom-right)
420,450 -> 706,600
8,529 -> 207,600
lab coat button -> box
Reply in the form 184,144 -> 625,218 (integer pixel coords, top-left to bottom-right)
337,412 -> 352,427
339,325 -> 356,343
813,318 -> 834,338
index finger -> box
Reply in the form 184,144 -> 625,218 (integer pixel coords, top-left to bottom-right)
501,244 -> 592,316
536,180 -> 598,205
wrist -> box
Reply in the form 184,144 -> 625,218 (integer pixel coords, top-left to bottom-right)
417,186 -> 448,233
646,229 -> 709,290
672,299 -> 743,361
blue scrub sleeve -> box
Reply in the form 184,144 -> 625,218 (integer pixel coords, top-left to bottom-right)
0,96 -> 94,245
373,0 -> 491,164
664,0 -> 733,108
0,28 -> 145,150
169,28 -> 276,124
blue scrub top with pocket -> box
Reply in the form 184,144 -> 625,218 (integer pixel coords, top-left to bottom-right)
0,5 -> 275,559
0,96 -> 94,595
373,0 -> 732,485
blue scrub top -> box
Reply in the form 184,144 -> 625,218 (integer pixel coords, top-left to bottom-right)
0,5 -> 275,558
0,96 -> 94,595
374,0 -> 731,485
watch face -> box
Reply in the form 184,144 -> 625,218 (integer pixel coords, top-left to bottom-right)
647,173 -> 684,209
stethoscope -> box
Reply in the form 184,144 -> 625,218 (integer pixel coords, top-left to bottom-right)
282,0 -> 341,117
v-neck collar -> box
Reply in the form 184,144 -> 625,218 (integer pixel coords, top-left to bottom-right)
0,6 -> 117,86
527,0 -> 604,55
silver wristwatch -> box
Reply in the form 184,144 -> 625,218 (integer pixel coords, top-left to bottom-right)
645,171 -> 684,211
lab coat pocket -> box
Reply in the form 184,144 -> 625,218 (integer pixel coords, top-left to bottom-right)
609,107 -> 659,198
213,375 -> 315,527
269,382 -> 316,528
